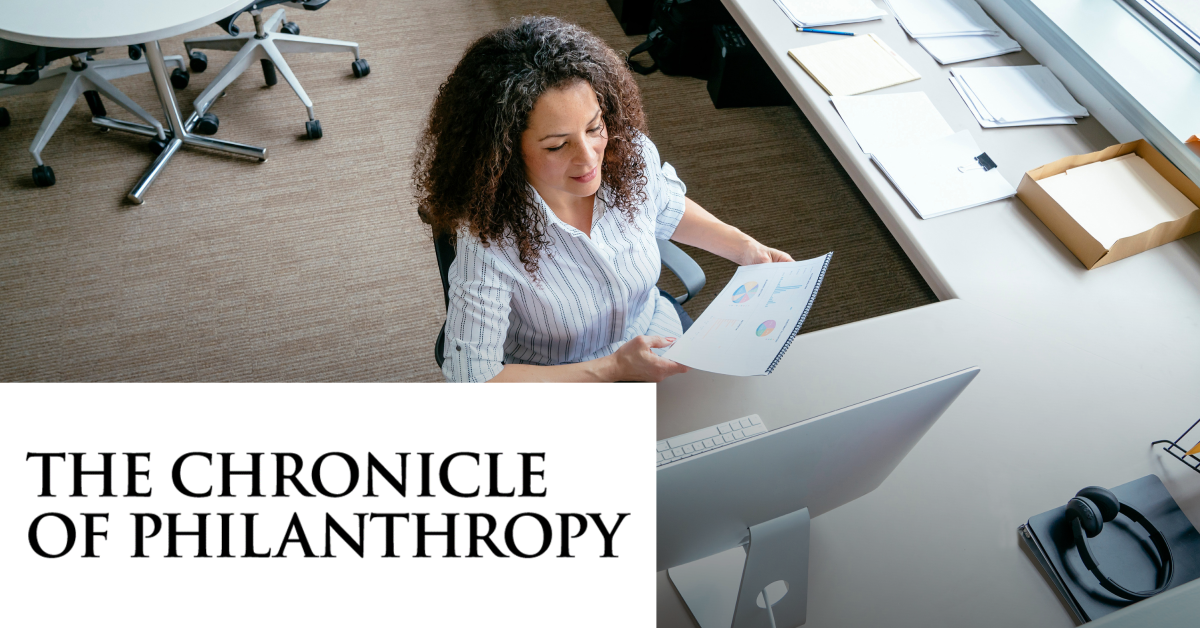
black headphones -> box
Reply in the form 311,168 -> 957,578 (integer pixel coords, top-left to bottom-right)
1065,486 -> 1174,601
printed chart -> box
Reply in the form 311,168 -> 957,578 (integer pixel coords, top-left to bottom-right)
662,253 -> 832,376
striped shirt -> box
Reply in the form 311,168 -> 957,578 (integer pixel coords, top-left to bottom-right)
442,135 -> 688,382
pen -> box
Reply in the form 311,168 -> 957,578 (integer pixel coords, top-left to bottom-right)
800,28 -> 855,36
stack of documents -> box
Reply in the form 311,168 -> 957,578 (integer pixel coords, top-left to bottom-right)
950,66 -> 1088,127
789,34 -> 921,96
830,92 -> 954,155
884,0 -> 1021,63
872,130 -> 1016,218
1036,153 -> 1198,249
772,0 -> 888,28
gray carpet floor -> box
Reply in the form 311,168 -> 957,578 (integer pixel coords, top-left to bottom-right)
0,0 -> 935,382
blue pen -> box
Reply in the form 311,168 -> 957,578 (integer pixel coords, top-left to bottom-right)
801,28 -> 855,36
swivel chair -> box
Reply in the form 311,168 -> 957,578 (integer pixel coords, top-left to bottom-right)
428,229 -> 706,369
0,41 -> 185,186
181,0 -> 369,140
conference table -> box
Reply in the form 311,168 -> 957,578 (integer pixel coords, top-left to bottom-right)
657,1 -> 1200,626
0,0 -> 267,203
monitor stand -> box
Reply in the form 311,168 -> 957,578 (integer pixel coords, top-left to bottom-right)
668,508 -> 811,628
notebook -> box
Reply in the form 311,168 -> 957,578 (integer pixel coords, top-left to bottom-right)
871,130 -> 1016,218
660,253 -> 832,376
1019,474 -> 1200,623
830,92 -> 954,155
788,34 -> 921,96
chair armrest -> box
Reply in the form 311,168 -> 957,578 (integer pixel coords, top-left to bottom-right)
657,239 -> 705,304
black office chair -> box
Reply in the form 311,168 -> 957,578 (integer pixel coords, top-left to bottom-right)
180,0 -> 369,139
430,230 -> 706,369
0,40 -> 185,186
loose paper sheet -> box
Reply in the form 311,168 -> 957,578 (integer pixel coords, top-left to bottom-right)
789,34 -> 921,96
830,92 -> 954,155
884,0 -> 1002,37
917,32 -> 1020,64
954,66 -> 1087,122
950,76 -> 1075,127
661,254 -> 832,376
1037,153 -> 1199,248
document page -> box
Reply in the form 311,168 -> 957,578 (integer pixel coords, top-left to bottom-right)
1037,154 -> 1198,248
871,130 -> 1016,218
789,34 -> 921,96
661,253 -> 832,376
830,92 -> 954,155
954,66 -> 1087,122
884,0 -> 1002,37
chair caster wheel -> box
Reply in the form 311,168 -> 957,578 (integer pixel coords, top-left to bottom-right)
281,21 -> 300,36
84,90 -> 107,117
32,165 -> 55,187
170,68 -> 190,90
127,44 -> 145,61
0,107 -> 10,128
305,119 -> 322,140
194,112 -> 219,135
189,51 -> 208,73
148,137 -> 169,155
351,58 -> 370,78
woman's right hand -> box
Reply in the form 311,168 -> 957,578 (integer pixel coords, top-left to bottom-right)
605,336 -> 690,382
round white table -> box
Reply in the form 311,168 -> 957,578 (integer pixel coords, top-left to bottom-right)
0,0 -> 268,203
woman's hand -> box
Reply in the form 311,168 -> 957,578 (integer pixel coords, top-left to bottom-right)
737,240 -> 794,266
603,336 -> 690,382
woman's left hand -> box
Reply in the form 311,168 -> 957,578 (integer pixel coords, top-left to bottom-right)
739,240 -> 794,266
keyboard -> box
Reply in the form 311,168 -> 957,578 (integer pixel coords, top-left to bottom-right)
657,414 -> 767,467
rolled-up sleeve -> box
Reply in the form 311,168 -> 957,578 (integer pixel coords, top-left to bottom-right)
442,236 -> 513,383
639,135 -> 688,240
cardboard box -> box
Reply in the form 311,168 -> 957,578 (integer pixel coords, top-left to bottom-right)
1017,139 -> 1200,269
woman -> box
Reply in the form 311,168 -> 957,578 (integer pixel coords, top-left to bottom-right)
414,16 -> 792,383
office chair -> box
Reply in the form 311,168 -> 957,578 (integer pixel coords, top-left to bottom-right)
429,230 -> 707,369
181,0 -> 369,140
0,41 -> 185,186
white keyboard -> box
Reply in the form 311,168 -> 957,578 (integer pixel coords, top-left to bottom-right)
657,414 -> 767,467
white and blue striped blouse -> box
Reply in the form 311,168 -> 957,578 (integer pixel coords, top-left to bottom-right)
442,135 -> 688,382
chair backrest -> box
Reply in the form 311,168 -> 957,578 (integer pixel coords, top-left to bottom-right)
432,230 -> 455,369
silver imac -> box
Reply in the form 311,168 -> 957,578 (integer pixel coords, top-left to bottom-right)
658,367 -> 980,628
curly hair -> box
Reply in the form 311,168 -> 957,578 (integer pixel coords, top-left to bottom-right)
412,16 -> 649,276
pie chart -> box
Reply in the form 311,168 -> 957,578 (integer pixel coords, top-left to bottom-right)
756,320 -> 776,337
732,281 -> 759,303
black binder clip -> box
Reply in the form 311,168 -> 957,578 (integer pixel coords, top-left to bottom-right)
959,152 -> 998,173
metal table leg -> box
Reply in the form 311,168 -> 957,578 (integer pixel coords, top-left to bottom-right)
123,40 -> 268,205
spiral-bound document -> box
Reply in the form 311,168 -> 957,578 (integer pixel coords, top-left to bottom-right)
661,253 -> 832,376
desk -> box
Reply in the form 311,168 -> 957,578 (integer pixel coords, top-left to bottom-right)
658,300 -> 1200,627
0,0 -> 267,203
657,0 -> 1200,625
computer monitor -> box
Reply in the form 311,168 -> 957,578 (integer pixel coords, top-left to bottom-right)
658,367 -> 979,628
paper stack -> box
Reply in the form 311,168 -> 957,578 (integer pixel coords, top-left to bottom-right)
884,0 -> 1021,64
950,66 -> 1088,128
871,130 -> 1016,218
772,0 -> 888,29
788,34 -> 921,96
1035,153 -> 1198,249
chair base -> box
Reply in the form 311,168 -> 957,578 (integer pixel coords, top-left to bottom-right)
183,8 -> 364,135
0,55 -> 184,173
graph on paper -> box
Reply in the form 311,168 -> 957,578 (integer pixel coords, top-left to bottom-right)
662,252 -> 833,376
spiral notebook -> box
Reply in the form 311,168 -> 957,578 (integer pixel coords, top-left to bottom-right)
660,253 -> 832,376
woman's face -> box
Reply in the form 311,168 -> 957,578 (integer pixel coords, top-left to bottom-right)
520,80 -> 608,203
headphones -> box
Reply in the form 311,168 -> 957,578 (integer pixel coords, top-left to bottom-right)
1065,486 -> 1174,601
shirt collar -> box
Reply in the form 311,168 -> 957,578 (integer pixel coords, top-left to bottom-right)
528,183 -> 609,237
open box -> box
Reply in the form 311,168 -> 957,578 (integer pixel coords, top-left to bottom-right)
1016,139 -> 1200,269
